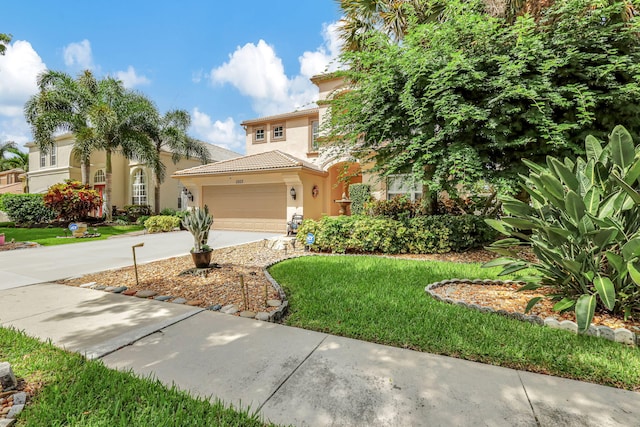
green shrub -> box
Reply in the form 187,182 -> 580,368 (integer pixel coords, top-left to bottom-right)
123,204 -> 151,222
1,194 -> 56,225
136,215 -> 150,225
160,207 -> 177,216
144,215 -> 181,233
366,195 -> 420,221
349,184 -> 371,215
486,125 -> 640,332
298,214 -> 495,254
0,221 -> 15,227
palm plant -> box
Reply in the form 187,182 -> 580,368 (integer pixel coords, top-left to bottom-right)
3,147 -> 28,171
142,109 -> 210,214
0,141 -> 18,171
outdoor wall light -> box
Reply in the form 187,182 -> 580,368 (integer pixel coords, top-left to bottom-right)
290,187 -> 297,200
182,187 -> 194,201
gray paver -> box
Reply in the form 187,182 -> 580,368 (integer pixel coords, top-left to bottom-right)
260,335 -> 536,427
102,310 -> 327,410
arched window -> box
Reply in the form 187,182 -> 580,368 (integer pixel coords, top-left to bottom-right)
132,169 -> 147,205
94,170 -> 106,184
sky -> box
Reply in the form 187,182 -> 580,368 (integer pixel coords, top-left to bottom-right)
0,1 -> 344,154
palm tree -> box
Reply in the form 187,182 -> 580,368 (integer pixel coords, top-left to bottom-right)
3,147 -> 28,171
0,33 -> 10,56
25,70 -> 158,221
0,141 -> 17,171
142,108 -> 210,214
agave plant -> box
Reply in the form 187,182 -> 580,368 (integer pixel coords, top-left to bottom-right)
485,125 -> 640,333
181,205 -> 213,253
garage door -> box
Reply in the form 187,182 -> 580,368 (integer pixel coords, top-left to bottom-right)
202,184 -> 286,232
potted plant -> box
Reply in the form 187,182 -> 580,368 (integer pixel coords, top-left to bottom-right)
182,205 -> 214,268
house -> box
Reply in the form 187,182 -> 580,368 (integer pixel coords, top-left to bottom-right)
25,133 -> 240,215
172,74 -> 422,233
0,169 -> 26,195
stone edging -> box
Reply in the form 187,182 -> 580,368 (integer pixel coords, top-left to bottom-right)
425,278 -> 639,346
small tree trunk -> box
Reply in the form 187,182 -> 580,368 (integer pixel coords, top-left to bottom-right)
81,157 -> 91,185
154,180 -> 161,215
105,150 -> 113,222
420,165 -> 437,215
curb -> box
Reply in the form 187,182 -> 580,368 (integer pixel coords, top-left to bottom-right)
425,278 -> 640,346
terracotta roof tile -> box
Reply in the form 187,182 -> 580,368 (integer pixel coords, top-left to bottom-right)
172,150 -> 325,176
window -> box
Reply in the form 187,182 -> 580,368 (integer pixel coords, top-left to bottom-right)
311,120 -> 320,151
49,146 -> 57,166
40,152 -> 46,168
254,127 -> 265,143
387,175 -> 423,201
94,170 -> 106,184
132,169 -> 147,205
272,124 -> 285,140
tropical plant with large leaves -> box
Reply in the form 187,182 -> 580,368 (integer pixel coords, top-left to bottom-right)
485,125 -> 640,332
142,109 -> 210,214
0,141 -> 18,171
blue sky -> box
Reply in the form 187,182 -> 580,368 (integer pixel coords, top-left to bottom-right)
0,1 -> 343,154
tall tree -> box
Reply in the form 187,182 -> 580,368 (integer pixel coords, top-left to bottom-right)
328,0 -> 640,210
3,146 -> 28,171
0,33 -> 10,55
25,70 -> 158,221
142,108 -> 210,214
0,141 -> 17,170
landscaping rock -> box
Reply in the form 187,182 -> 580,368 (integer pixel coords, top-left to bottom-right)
585,325 -> 598,337
11,392 -> 26,406
0,418 -> 16,426
207,304 -> 222,311
135,290 -> 158,298
104,286 -> 117,292
267,299 -> 281,307
6,404 -> 24,419
92,284 -> 106,291
239,311 -> 256,318
154,295 -> 172,302
111,286 -> 127,293
614,328 -> 635,345
185,300 -> 202,306
597,325 -> 615,341
256,312 -> 270,321
122,289 -> 138,296
79,282 -> 96,288
221,304 -> 238,314
559,320 -> 578,333
544,318 -> 561,329
0,363 -> 16,391
171,297 -> 187,304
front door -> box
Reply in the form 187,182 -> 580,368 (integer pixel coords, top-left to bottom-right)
94,185 -> 105,217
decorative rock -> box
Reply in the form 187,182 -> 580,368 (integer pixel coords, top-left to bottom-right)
267,299 -> 282,307
171,297 -> 187,304
6,404 -> 24,419
185,300 -> 202,306
0,362 -> 16,391
79,282 -> 96,288
544,318 -> 561,329
559,320 -> 578,333
111,286 -> 127,293
614,328 -> 635,345
239,311 -> 256,318
154,295 -> 172,302
92,284 -> 106,290
0,417 -> 16,426
584,325 -> 598,337
256,312 -> 270,321
221,304 -> 238,314
135,290 -> 158,298
104,286 -> 117,292
122,289 -> 138,296
207,304 -> 222,311
11,392 -> 26,405
597,325 -> 615,341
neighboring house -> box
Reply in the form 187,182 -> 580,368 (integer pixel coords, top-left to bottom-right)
173,74 -> 421,233
25,133 -> 240,216
0,169 -> 25,194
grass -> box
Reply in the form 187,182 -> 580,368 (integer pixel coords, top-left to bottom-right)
0,327 -> 275,427
269,256 -> 640,391
0,225 -> 144,246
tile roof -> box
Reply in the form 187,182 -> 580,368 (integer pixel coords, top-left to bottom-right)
172,150 -> 326,177
240,108 -> 319,126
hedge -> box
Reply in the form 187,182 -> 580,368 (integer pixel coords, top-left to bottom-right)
1,194 -> 56,225
144,215 -> 181,233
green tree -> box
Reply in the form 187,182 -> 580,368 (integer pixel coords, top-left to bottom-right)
0,141 -> 18,171
328,0 -> 640,210
25,70 -> 158,221
0,33 -> 10,55
142,109 -> 210,214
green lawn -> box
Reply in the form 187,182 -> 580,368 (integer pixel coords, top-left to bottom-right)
269,256 -> 640,391
0,225 -> 144,246
0,327 -> 274,427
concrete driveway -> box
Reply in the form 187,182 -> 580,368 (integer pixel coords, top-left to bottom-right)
0,229 -> 280,290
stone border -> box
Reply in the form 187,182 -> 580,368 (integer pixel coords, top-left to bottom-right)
425,278 -> 639,346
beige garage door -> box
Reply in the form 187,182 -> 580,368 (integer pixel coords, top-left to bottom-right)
202,184 -> 286,232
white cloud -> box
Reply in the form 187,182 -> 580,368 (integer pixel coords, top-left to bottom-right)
209,22 -> 343,117
115,66 -> 150,88
0,40 -> 47,144
63,39 -> 94,70
190,108 -> 245,153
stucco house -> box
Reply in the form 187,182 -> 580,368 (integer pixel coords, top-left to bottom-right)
0,169 -> 26,195
173,74 -> 422,233
26,133 -> 240,216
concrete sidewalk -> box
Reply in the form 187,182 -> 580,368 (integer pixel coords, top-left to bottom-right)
1,283 -> 638,426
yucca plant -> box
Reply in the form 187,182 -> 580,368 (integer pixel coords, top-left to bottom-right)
485,125 -> 640,332
181,205 -> 213,253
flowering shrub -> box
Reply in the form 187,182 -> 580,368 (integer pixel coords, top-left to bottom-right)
44,180 -> 102,221
144,215 -> 181,233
